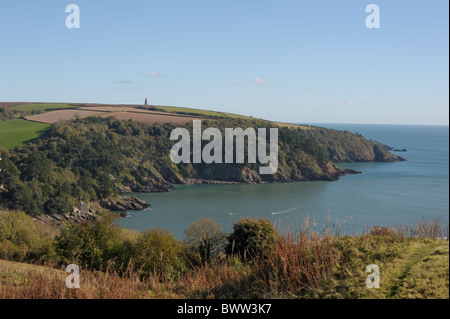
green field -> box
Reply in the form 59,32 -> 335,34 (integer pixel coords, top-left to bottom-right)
9,103 -> 79,112
154,105 -> 228,117
274,122 -> 316,130
0,119 -> 50,149
220,111 -> 253,119
154,105 -> 250,119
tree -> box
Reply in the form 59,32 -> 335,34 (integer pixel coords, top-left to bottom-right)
44,196 -> 72,215
183,217 -> 227,265
9,181 -> 43,216
55,215 -> 123,270
134,228 -> 183,276
225,218 -> 276,259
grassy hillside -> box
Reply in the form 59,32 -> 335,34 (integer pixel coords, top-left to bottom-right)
366,240 -> 449,299
274,122 -> 315,130
0,218 -> 447,299
153,105 -> 250,119
0,119 -> 50,149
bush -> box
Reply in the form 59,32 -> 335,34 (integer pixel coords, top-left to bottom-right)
134,228 -> 183,277
225,218 -> 276,259
54,214 -> 125,270
183,217 -> 227,265
0,210 -> 56,262
370,226 -> 398,237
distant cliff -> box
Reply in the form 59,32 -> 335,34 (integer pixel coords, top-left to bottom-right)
302,126 -> 406,163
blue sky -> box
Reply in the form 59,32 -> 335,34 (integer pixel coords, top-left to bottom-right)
0,0 -> 448,125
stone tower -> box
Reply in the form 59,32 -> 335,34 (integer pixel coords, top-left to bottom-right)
144,98 -> 148,106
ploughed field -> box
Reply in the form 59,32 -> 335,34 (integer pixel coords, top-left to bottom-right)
24,104 -> 206,124
99,111 -> 205,124
25,109 -> 106,124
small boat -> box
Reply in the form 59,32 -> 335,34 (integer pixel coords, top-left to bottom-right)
120,212 -> 131,218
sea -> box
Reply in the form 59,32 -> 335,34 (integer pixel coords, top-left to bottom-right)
115,124 -> 449,239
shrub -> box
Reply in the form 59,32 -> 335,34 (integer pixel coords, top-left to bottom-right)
134,228 -> 183,277
183,217 -> 227,265
370,226 -> 398,237
54,214 -> 125,270
225,218 -> 276,259
0,210 -> 56,262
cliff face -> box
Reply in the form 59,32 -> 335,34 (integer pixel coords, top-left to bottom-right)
302,127 -> 406,163
114,159 -> 362,192
181,162 -> 361,184
110,125 -> 404,191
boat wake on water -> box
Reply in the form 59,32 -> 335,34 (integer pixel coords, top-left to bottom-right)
270,207 -> 299,215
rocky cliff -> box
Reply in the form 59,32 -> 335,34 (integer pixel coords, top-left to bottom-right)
302,127 -> 406,163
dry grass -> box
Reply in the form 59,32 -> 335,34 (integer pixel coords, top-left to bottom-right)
0,260 -> 157,299
0,219 -> 448,299
378,218 -> 449,239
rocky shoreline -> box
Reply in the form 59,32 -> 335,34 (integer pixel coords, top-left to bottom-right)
32,196 -> 150,225
32,165 -> 362,225
29,159 -> 369,226
98,196 -> 150,212
182,178 -> 240,185
31,210 -> 99,225
179,163 -> 362,185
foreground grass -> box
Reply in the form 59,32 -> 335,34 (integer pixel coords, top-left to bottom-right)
0,119 -> 50,149
314,238 -> 449,299
0,260 -> 152,299
380,240 -> 448,299
0,236 -> 447,299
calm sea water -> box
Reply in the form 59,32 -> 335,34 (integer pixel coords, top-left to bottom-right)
116,124 -> 449,238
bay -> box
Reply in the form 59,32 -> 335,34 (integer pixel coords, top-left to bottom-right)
115,124 -> 449,238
